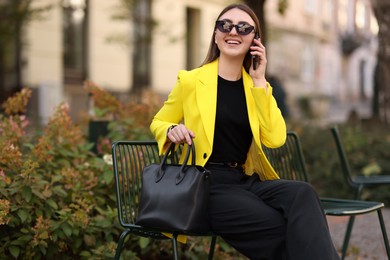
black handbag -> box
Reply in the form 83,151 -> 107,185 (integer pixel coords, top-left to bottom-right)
135,141 -> 211,232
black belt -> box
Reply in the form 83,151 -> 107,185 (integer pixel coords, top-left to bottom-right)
206,161 -> 244,169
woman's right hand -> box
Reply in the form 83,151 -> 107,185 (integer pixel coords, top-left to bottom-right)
167,123 -> 195,145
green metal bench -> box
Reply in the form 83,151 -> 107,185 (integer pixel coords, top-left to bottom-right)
263,132 -> 390,260
330,125 -> 390,258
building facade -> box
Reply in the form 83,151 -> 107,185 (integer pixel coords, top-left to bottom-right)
17,0 -> 378,124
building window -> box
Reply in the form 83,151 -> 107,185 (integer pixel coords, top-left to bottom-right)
301,46 -> 315,83
322,0 -> 334,30
355,0 -> 369,32
62,0 -> 88,84
304,0 -> 318,15
338,0 -> 349,32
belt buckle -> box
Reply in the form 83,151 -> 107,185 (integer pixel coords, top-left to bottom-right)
229,162 -> 238,168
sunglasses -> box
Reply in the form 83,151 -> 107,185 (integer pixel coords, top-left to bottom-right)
215,20 -> 255,36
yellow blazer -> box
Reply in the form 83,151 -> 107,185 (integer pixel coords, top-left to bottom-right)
150,59 -> 286,180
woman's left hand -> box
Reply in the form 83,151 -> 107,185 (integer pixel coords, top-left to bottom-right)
249,38 -> 267,88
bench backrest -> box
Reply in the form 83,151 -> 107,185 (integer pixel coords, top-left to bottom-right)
262,132 -> 309,182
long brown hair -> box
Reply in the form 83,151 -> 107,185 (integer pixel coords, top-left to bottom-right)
201,3 -> 261,72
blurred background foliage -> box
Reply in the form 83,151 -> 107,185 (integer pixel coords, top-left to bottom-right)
1,86 -> 390,259
291,121 -> 390,204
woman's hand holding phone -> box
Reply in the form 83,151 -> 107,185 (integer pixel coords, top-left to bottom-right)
250,34 -> 268,89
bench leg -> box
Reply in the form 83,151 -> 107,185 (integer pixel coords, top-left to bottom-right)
341,216 -> 355,259
208,236 -> 217,260
377,210 -> 390,258
114,229 -> 131,260
171,235 -> 179,260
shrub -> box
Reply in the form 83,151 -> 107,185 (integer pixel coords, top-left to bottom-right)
0,86 -> 247,259
0,88 -> 120,259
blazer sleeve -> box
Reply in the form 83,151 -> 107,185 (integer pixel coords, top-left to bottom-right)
252,84 -> 286,148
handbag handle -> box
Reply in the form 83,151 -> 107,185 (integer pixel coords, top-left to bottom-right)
155,141 -> 196,183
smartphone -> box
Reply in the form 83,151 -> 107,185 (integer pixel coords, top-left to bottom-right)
252,32 -> 260,70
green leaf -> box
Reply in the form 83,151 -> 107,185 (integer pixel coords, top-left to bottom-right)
52,186 -> 68,197
20,228 -> 29,234
9,246 -> 20,258
81,142 -> 94,151
52,232 -> 58,241
83,234 -> 96,246
32,189 -> 46,200
80,251 -> 92,257
23,143 -> 35,150
362,162 -> 381,176
39,244 -> 47,254
95,219 -> 111,228
46,199 -> 58,210
22,186 -> 32,202
219,240 -> 232,252
62,223 -> 72,237
17,209 -> 28,223
40,231 -> 49,239
51,175 -> 63,182
139,237 -> 150,249
103,170 -> 113,184
10,235 -> 33,246
73,228 -> 80,236
57,158 -> 71,167
74,237 -> 83,248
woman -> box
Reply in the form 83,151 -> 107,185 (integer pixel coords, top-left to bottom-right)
150,3 -> 339,259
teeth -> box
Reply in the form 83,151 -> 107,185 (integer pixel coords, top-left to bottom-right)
227,40 -> 239,44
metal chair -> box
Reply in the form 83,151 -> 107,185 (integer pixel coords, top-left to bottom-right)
263,132 -> 390,260
330,125 -> 390,199
112,140 -> 217,260
330,125 -> 390,257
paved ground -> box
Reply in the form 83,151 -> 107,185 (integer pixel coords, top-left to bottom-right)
327,207 -> 390,260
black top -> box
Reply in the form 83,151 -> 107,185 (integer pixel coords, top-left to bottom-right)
208,76 -> 252,164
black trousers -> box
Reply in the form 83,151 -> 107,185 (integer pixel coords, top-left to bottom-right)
205,165 -> 340,260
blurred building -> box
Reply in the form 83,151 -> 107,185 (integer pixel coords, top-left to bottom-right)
266,0 -> 378,120
4,0 -> 378,124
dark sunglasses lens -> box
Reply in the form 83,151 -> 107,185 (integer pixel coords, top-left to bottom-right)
216,21 -> 232,33
236,23 -> 254,35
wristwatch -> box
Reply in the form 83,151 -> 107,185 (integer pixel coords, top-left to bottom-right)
167,125 -> 176,135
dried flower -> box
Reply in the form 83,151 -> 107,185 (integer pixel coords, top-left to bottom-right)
1,88 -> 32,115
103,154 -> 113,165
31,216 -> 52,247
0,199 -> 11,225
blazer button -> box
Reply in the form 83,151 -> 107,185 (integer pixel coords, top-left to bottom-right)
203,153 -> 207,159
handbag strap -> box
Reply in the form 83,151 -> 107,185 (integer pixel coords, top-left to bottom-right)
155,141 -> 196,183
176,143 -> 197,184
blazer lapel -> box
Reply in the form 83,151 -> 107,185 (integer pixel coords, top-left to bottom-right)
196,60 -> 218,146
242,68 -> 261,145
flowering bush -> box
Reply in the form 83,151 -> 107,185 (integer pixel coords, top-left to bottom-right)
0,86 -> 249,259
0,88 -> 122,258
84,81 -> 160,155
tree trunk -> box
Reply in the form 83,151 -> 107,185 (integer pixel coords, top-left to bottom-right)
244,0 -> 267,45
131,0 -> 152,96
371,0 -> 390,124
15,19 -> 23,95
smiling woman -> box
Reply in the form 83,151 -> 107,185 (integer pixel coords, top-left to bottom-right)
149,3 -> 340,259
